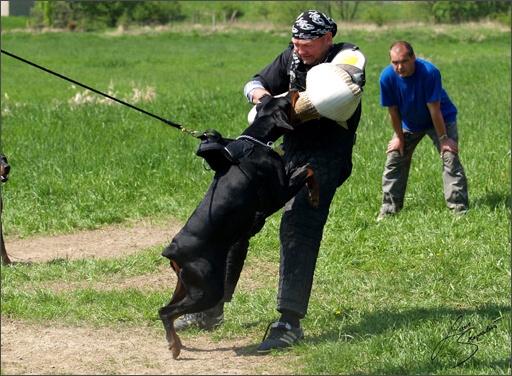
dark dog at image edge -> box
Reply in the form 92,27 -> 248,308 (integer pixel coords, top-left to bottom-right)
158,91 -> 319,359
1,154 -> 11,266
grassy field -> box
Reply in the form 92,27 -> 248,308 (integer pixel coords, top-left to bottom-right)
1,22 -> 510,374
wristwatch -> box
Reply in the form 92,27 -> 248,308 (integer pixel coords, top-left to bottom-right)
439,134 -> 448,141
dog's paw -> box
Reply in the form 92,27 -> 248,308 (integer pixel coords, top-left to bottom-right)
305,170 -> 320,208
170,343 -> 181,359
287,165 -> 319,207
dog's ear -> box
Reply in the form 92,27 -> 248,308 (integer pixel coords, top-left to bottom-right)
273,109 -> 294,131
272,92 -> 296,130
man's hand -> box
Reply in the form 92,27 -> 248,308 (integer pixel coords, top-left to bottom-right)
426,101 -> 458,157
386,137 -> 405,156
386,106 -> 405,156
252,88 -> 272,105
440,138 -> 458,157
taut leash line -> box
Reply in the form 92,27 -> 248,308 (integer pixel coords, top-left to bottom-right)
1,49 -> 201,136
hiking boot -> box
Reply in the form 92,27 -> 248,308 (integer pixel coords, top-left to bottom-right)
174,312 -> 224,332
256,321 -> 304,353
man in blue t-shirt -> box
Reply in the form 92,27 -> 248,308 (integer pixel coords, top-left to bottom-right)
378,41 -> 468,220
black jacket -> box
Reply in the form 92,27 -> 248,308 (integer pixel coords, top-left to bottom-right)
251,42 -> 365,132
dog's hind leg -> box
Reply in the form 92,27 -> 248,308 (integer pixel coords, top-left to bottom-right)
159,260 -> 225,359
159,260 -> 186,359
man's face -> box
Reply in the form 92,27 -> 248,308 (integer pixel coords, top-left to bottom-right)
390,46 -> 416,78
292,33 -> 332,66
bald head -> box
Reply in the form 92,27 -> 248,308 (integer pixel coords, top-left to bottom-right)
389,41 -> 416,78
389,41 -> 414,58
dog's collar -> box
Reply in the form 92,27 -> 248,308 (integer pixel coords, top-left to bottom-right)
236,135 -> 284,155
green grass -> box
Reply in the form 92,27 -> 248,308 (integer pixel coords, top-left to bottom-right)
2,248 -> 183,327
1,22 -> 510,374
0,16 -> 31,31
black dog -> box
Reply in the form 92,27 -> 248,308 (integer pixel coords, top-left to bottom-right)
158,91 -> 319,359
1,154 -> 11,266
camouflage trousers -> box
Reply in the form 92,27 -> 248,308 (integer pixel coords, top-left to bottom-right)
380,122 -> 469,215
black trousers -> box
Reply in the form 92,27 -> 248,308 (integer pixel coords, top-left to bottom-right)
276,122 -> 356,317
221,121 -> 357,320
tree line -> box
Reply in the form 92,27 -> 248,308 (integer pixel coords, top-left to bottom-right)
29,1 -> 511,31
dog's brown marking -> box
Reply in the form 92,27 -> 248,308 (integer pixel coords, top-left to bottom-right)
305,168 -> 320,207
165,260 -> 185,359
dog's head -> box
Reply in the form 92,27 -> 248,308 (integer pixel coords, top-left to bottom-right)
0,154 -> 10,183
242,90 -> 299,143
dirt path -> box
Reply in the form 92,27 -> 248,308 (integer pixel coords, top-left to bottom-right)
2,218 -> 180,264
1,220 -> 294,375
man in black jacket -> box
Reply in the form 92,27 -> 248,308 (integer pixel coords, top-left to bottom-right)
174,9 -> 366,353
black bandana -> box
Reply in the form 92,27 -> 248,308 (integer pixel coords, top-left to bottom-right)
291,10 -> 337,40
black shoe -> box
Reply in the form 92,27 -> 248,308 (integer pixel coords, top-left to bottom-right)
256,321 -> 304,353
452,206 -> 468,216
377,211 -> 392,221
174,311 -> 224,332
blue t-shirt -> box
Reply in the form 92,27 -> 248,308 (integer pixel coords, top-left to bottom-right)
379,58 -> 457,131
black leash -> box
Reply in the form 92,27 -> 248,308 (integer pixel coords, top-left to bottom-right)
1,49 -> 202,136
